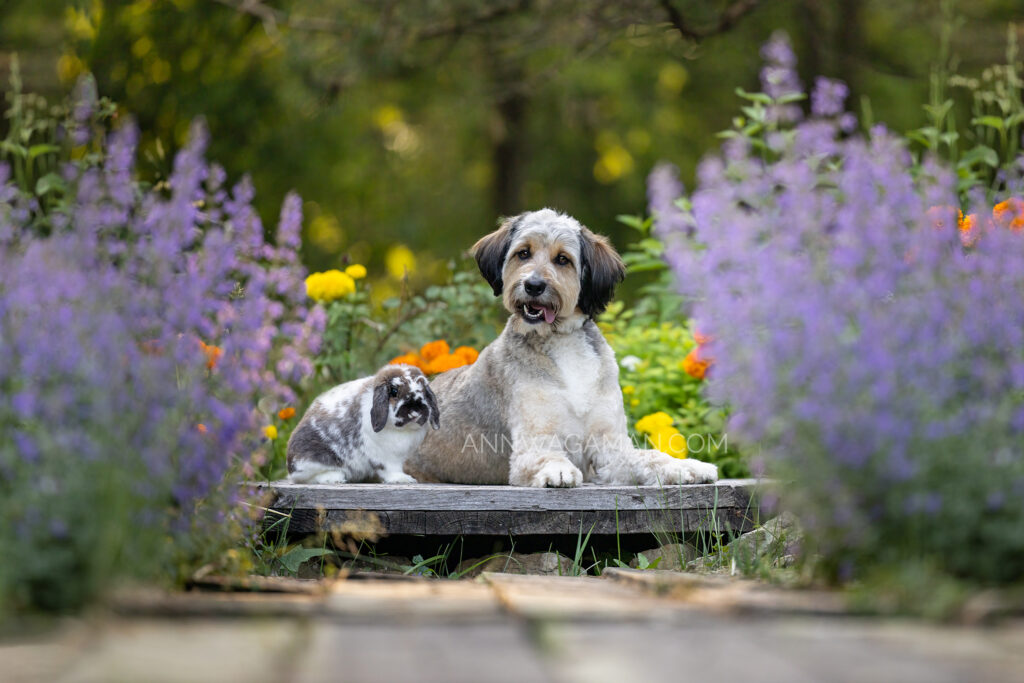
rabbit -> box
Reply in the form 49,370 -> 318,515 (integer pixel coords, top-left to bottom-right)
286,364 -> 440,484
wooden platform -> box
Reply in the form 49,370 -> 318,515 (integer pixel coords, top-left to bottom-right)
258,479 -> 764,536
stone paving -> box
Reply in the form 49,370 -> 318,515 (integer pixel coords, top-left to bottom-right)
4,570 -> 1024,683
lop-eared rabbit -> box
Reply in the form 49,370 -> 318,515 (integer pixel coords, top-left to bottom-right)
287,365 -> 439,484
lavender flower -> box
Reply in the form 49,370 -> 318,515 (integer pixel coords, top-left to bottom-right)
811,77 -> 849,118
0,109 -> 320,610
760,31 -> 803,124
651,37 -> 1024,583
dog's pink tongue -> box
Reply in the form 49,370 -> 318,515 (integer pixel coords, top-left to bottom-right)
542,306 -> 556,324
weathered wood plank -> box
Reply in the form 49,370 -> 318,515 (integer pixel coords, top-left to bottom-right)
260,478 -> 762,512
262,479 -> 765,536
283,507 -> 757,536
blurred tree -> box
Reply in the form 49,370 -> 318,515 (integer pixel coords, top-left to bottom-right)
0,0 -> 1018,286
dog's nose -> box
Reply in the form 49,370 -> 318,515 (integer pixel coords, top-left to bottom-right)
524,278 -> 547,296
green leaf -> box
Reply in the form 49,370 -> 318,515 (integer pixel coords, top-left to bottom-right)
27,143 -> 59,160
35,172 -> 66,196
0,140 -> 28,158
734,88 -> 773,105
775,92 -> 807,105
971,115 -> 1006,131
279,546 -> 333,573
615,214 -> 647,231
958,145 -> 999,169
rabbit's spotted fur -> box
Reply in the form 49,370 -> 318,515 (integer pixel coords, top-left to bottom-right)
287,364 -> 439,484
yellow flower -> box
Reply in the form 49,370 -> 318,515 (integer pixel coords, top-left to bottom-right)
345,264 -> 367,280
263,425 -> 278,440
385,244 -> 416,279
305,269 -> 356,302
635,411 -> 674,433
646,427 -> 687,459
621,385 -> 635,396
630,398 -> 640,407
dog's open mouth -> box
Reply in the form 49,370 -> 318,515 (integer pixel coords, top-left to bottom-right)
521,303 -> 556,324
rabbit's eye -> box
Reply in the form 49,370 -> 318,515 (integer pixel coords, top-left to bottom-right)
389,385 -> 398,398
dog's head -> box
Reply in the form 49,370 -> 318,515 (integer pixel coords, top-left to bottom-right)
371,365 -> 440,432
472,209 -> 625,332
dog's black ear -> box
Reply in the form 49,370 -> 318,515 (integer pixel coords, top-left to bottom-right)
423,384 -> 441,430
371,382 -> 390,432
578,227 -> 626,318
472,216 -> 517,296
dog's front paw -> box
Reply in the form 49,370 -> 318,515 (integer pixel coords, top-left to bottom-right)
382,472 -> 417,484
650,456 -> 718,485
530,460 -> 583,488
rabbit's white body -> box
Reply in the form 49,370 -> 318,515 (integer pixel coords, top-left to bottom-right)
286,365 -> 438,484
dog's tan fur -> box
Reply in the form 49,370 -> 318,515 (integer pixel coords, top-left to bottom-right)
405,209 -> 718,487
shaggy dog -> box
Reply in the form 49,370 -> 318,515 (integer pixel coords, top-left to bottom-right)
405,209 -> 718,487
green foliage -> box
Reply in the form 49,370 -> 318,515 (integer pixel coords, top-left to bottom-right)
1,61 -> 117,227
907,11 -> 1024,200
314,260 -> 501,386
600,217 -> 744,478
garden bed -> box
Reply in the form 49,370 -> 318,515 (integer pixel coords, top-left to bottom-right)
257,479 -> 764,537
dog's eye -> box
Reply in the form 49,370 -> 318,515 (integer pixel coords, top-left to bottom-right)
517,248 -> 530,260
554,254 -> 570,266
389,386 -> 398,398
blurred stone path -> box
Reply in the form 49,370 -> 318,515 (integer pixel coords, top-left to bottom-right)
4,570 -> 1023,683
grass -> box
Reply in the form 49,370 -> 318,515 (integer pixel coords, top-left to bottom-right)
237,478 -> 791,582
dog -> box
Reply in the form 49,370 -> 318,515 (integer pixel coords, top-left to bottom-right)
405,209 -> 719,487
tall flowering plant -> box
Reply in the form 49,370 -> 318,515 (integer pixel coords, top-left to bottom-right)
652,34 -> 1024,584
0,82 -> 322,611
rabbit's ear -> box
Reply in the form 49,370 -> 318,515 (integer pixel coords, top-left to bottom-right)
423,383 -> 441,430
371,382 -> 390,432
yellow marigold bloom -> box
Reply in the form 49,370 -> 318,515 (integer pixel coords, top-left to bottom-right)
420,339 -> 451,362
263,425 -> 278,440
389,352 -> 426,370
621,385 -> 635,396
385,244 -> 416,279
646,427 -> 687,459
630,398 -> 640,408
345,264 -> 367,280
452,346 -> 479,365
305,270 -> 356,302
635,411 -> 674,433
278,407 -> 296,420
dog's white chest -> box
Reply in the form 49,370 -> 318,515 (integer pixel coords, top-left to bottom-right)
548,337 -> 604,416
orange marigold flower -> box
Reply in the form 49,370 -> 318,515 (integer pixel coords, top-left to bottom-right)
198,340 -> 223,369
957,210 -> 980,247
682,348 -> 711,380
278,407 -> 296,420
425,353 -> 466,375
452,346 -> 479,365
993,197 -> 1024,231
389,353 -> 425,370
197,423 -> 208,434
419,339 -> 451,362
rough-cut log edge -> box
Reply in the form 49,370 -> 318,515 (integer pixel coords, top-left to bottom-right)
256,478 -> 764,512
